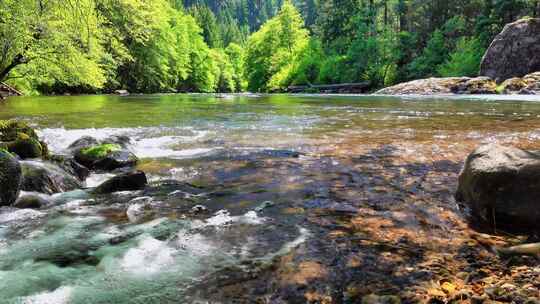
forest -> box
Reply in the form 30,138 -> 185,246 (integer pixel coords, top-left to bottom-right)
1,0 -> 540,94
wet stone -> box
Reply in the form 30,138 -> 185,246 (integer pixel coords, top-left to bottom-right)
191,205 -> 209,214
13,194 -> 49,209
93,171 -> 148,194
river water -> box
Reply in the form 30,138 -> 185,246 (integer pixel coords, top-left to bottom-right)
1,94 -> 540,303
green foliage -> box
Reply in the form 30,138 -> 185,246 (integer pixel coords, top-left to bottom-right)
1,0 -> 538,94
438,37 -> 485,77
245,0 -> 309,92
288,39 -> 324,85
225,43 -> 248,91
190,5 -> 223,48
407,30 -> 448,79
0,0 -> 106,93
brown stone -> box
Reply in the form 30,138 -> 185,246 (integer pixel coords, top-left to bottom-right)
376,77 -> 497,95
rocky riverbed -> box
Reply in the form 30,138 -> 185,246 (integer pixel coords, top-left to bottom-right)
0,94 -> 539,303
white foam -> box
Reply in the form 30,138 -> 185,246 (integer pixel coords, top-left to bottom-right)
120,236 -> 175,275
241,211 -> 265,225
37,128 -> 125,153
126,197 -> 154,223
85,173 -> 115,188
175,232 -> 215,256
0,209 -> 45,224
38,127 -> 215,160
193,210 -> 266,229
22,286 -> 73,304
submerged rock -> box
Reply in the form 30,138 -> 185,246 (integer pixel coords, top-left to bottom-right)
21,160 -> 82,194
75,143 -> 138,171
455,144 -> 540,230
480,18 -> 540,82
94,171 -> 148,194
13,193 -> 49,209
375,77 -> 497,95
0,149 -> 22,206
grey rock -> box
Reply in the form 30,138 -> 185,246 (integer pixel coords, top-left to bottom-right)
21,160 -> 82,194
456,144 -> 540,230
480,18 -> 540,82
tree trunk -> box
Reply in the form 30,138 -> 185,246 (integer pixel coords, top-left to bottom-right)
384,0 -> 388,26
369,0 -> 376,35
0,54 -> 24,82
398,0 -> 407,32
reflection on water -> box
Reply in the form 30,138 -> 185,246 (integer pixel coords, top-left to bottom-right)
1,94 -> 540,303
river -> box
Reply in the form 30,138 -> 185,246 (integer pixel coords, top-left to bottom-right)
1,94 -> 539,303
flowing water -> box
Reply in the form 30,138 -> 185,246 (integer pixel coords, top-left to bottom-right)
1,94 -> 540,303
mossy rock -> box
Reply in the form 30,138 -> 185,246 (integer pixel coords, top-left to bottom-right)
0,120 -> 38,142
6,137 -> 43,159
0,120 -> 48,159
0,149 -> 22,206
75,144 -> 138,171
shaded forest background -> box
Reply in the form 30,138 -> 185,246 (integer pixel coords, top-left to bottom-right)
1,0 -> 539,94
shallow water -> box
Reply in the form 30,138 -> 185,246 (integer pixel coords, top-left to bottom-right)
1,93 -> 540,303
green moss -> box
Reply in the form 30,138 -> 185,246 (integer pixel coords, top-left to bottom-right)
0,119 -> 38,141
495,84 -> 505,94
81,144 -> 121,158
8,138 -> 43,159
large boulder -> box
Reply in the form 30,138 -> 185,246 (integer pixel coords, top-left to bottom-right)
21,161 -> 82,194
480,18 -> 540,83
93,171 -> 148,194
0,149 -> 22,206
375,77 -> 497,95
455,144 -> 540,230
